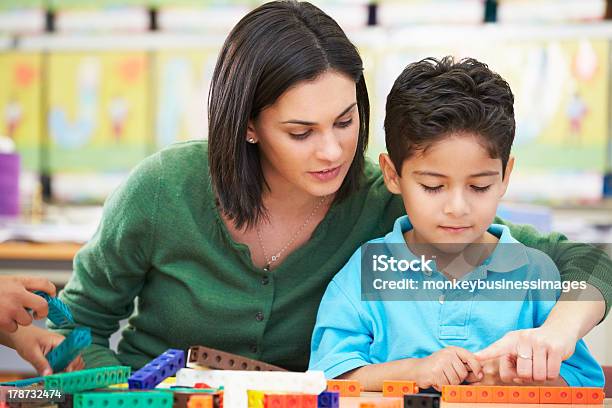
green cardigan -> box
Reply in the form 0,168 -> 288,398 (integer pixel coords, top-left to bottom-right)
52,141 -> 611,370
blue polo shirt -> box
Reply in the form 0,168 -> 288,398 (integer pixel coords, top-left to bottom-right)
309,216 -> 604,387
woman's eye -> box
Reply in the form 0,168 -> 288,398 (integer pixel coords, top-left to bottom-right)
289,130 -> 312,140
471,185 -> 492,193
420,184 -> 443,193
336,118 -> 353,128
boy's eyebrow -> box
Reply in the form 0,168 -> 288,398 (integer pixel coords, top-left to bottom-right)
280,102 -> 357,125
413,170 -> 500,178
469,171 -> 500,177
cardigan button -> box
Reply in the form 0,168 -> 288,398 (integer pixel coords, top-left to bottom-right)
255,312 -> 265,322
250,344 -> 258,353
261,275 -> 270,285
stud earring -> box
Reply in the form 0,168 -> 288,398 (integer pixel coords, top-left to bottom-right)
247,137 -> 256,144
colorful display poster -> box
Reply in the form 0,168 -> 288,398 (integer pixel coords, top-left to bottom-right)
154,49 -> 219,148
0,52 -> 42,171
47,52 -> 150,173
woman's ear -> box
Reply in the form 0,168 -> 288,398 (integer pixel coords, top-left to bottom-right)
379,153 -> 402,195
246,120 -> 257,143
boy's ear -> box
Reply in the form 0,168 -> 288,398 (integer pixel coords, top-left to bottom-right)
379,153 -> 402,195
500,156 -> 515,197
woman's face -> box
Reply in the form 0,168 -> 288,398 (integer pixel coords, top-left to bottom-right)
247,70 -> 359,200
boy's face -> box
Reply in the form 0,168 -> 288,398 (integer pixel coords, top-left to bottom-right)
381,133 -> 514,246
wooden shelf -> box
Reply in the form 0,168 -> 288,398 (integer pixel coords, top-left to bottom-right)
0,242 -> 81,261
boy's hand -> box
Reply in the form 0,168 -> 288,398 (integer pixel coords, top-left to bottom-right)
6,325 -> 84,375
414,346 -> 482,390
0,276 -> 57,332
466,358 -> 505,385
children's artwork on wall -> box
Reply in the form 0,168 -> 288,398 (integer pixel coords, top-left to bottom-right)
370,36 -> 608,201
154,49 -> 219,148
47,52 -> 150,203
47,51 -> 150,173
0,52 -> 42,171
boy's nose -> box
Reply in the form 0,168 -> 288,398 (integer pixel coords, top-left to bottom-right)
443,191 -> 470,217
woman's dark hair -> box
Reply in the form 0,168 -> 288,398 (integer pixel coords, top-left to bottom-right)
208,0 -> 369,230
385,56 -> 515,176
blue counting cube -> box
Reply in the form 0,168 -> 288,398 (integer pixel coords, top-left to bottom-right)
128,349 -> 185,390
318,391 -> 340,408
46,327 -> 91,373
34,290 -> 74,327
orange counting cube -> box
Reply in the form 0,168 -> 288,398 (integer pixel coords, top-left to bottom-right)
327,379 -> 361,397
589,388 -> 605,405
540,387 -> 571,404
459,386 -> 477,403
264,394 -> 285,408
585,388 -> 605,405
520,387 -> 540,404
572,388 -> 589,404
382,381 -> 418,397
301,394 -> 317,408
507,386 -> 540,404
490,386 -> 509,403
441,385 -> 461,402
188,395 -> 213,408
284,394 -> 301,408
474,386 -> 493,403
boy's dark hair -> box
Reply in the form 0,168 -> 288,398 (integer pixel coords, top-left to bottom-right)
384,56 -> 515,176
208,1 -> 369,230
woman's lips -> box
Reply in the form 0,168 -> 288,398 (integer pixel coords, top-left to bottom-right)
309,165 -> 342,181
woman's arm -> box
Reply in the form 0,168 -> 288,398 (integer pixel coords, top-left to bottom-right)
48,154 -> 162,368
476,284 -> 605,382
497,218 -> 610,319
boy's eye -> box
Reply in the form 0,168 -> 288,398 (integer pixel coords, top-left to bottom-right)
420,184 -> 443,193
471,185 -> 491,193
336,118 -> 353,128
289,130 -> 312,140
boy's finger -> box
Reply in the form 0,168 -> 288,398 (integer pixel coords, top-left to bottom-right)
443,365 -> 460,385
17,276 -> 56,298
451,357 -> 468,380
456,348 -> 482,377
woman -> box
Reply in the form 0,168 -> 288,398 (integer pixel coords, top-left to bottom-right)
10,1 -> 609,384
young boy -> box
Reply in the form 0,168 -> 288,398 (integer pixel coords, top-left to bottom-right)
308,57 -> 604,391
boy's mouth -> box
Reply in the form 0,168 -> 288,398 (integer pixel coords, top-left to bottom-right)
438,225 -> 471,233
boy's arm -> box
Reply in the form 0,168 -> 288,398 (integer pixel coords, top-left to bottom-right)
495,217 -> 611,319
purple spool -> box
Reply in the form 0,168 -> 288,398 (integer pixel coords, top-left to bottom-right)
0,153 -> 20,217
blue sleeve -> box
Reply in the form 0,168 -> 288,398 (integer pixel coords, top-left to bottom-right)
309,251 -> 373,379
529,249 -> 604,387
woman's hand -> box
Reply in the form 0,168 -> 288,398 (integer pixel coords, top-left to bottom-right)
475,326 -> 576,383
5,325 -> 84,375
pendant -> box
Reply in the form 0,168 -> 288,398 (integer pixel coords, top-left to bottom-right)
271,255 -> 278,262
263,264 -> 270,272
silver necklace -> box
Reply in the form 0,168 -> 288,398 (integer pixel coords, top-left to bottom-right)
256,195 -> 328,271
